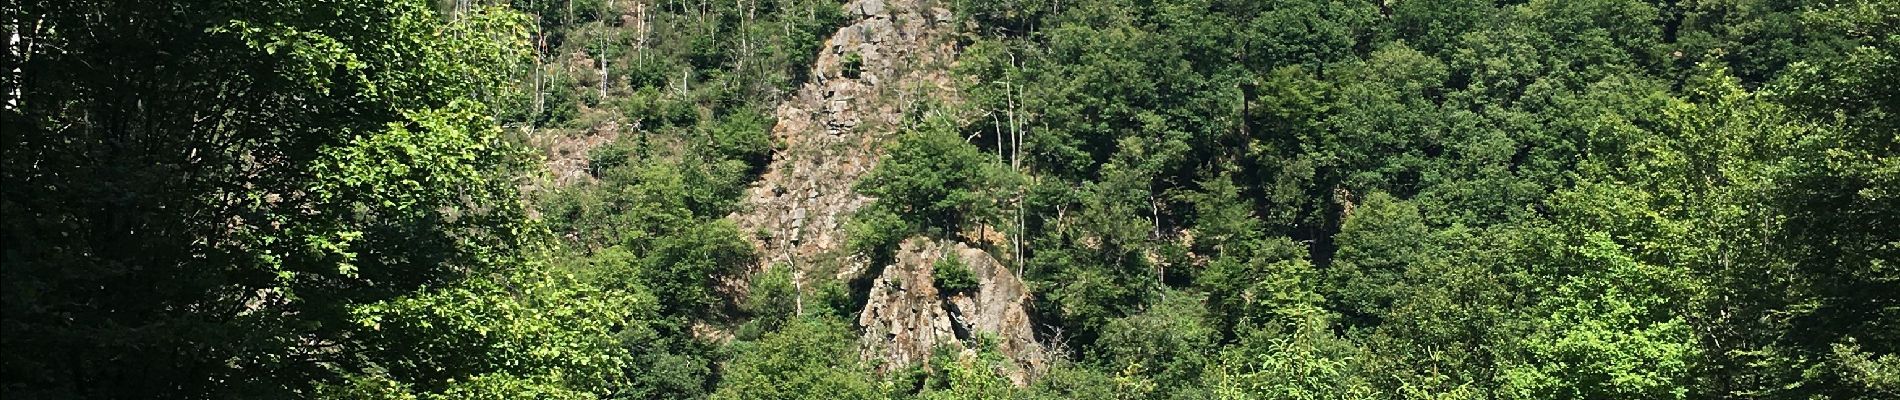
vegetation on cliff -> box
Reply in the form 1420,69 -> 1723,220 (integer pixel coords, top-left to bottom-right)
5,0 -> 1895,398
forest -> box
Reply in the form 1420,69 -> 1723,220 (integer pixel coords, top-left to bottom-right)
3,0 -> 1896,398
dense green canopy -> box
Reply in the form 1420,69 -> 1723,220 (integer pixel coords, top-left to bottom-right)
4,0 -> 1895,399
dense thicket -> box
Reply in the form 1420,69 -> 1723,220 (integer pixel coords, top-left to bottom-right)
4,0 -> 1895,399
0,0 -> 617,397
940,0 -> 1898,398
505,0 -> 852,398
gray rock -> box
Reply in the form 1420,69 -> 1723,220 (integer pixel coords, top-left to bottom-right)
858,0 -> 885,17
856,238 -> 1047,384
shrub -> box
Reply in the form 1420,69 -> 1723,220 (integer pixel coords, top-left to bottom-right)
933,252 -> 979,295
842,52 -> 864,79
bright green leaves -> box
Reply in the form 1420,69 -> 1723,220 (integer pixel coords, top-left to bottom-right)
296,99 -> 527,303
633,220 -> 753,318
340,268 -> 653,398
1205,319 -> 1377,400
541,154 -> 756,320
1829,339 -> 1900,396
308,230 -> 367,278
1200,236 -> 1324,332
933,252 -> 980,295
858,118 -> 1007,233
896,337 -> 1022,400
212,1 -> 531,108
316,100 -> 508,212
4,0 -> 551,397
851,117 -> 1010,260
1501,233 -> 1700,399
213,19 -> 368,94
1093,290 -> 1219,397
713,316 -> 884,400
436,7 -> 534,110
429,373 -> 597,400
1321,193 -> 1526,396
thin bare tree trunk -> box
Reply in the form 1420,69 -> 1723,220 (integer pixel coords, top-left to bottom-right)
599,0 -> 611,99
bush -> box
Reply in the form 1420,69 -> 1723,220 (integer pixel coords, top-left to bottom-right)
842,52 -> 864,79
738,264 -> 798,340
638,220 -> 754,319
854,118 -> 999,237
933,252 -> 979,295
713,316 -> 884,400
845,207 -> 915,267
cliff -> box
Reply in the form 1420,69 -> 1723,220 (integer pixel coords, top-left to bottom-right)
727,0 -> 1046,383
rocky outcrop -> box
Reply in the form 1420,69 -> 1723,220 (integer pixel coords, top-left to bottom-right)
857,239 -> 958,369
727,0 -> 1046,385
729,0 -> 959,279
528,120 -> 619,187
858,238 -> 1047,384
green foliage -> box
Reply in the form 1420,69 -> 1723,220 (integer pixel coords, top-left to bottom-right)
1025,238 -> 1152,345
945,0 -> 1897,397
1499,233 -> 1700,399
851,116 -> 1005,260
741,264 -> 801,339
1324,192 -> 1434,323
1199,237 -> 1325,333
933,252 -> 980,295
342,268 -> 654,398
1205,319 -> 1377,400
8,0 -> 1899,398
703,109 -> 775,174
846,204 -> 920,265
842,52 -> 865,79
1388,0 -> 1494,53
1184,173 -> 1265,259
1,0 -> 550,397
713,316 -> 885,400
636,220 -> 754,318
1018,362 -> 1122,399
505,0 -> 846,130
543,151 -> 757,320
1831,339 -> 1900,396
858,117 -> 1003,233
906,339 -> 1021,400
1092,290 -> 1217,398
430,374 -> 597,400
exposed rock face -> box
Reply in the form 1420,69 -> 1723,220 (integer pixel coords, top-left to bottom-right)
858,239 -> 958,369
858,238 -> 1047,384
944,245 -> 1046,380
729,0 -> 959,278
528,121 -> 619,187
727,0 -> 1046,385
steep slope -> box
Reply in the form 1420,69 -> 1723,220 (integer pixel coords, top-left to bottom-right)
727,0 -> 1046,381
730,0 -> 957,273
859,239 -> 1047,384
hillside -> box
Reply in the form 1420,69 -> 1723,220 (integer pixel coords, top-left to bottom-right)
5,0 -> 1898,399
